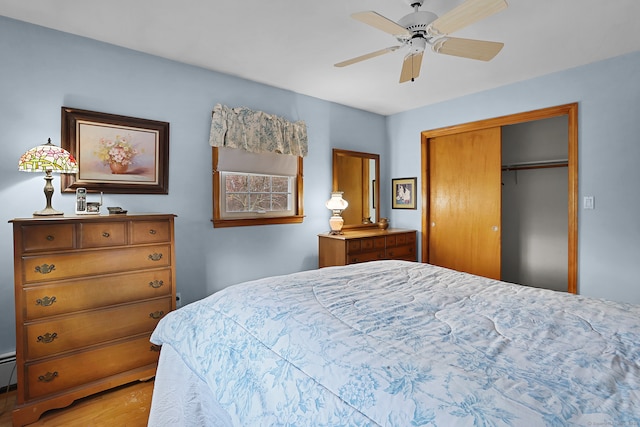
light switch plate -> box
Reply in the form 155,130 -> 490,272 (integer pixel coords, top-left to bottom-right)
583,196 -> 594,210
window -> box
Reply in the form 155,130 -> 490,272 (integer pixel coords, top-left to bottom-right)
222,172 -> 294,218
212,147 -> 304,227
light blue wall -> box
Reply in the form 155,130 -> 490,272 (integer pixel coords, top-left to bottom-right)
387,50 -> 640,304
2,15 -> 640,358
0,16 -> 388,355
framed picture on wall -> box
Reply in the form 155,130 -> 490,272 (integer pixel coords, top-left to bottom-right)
392,177 -> 417,209
60,107 -> 169,194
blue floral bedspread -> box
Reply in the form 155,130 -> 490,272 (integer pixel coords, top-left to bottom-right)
150,260 -> 640,426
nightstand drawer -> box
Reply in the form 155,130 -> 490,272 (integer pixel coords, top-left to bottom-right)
130,220 -> 171,244
23,269 -> 173,320
21,224 -> 75,253
23,244 -> 172,283
80,222 -> 127,248
25,335 -> 160,400
25,297 -> 171,360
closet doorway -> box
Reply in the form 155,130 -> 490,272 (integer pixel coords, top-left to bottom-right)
420,103 -> 578,293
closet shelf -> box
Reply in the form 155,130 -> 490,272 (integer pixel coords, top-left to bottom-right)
501,159 -> 568,171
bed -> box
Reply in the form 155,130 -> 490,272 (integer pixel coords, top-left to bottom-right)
148,260 -> 640,426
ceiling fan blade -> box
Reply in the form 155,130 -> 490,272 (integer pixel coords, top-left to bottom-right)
335,46 -> 401,67
399,52 -> 424,83
433,37 -> 504,61
430,0 -> 507,35
352,11 -> 411,37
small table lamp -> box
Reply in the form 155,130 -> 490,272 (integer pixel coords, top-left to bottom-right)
326,191 -> 349,235
18,138 -> 78,216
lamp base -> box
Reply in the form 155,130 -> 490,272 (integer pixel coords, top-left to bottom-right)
34,207 -> 64,216
328,215 -> 344,235
34,170 -> 64,216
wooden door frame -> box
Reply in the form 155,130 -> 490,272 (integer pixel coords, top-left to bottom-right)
420,103 -> 579,294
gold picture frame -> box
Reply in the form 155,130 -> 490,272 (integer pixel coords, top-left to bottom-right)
392,177 -> 417,209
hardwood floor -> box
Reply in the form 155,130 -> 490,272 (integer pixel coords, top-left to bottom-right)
0,380 -> 153,427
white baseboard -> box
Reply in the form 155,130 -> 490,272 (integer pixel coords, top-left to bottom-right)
0,352 -> 17,388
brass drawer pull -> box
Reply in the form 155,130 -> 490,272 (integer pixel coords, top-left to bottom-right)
150,344 -> 162,352
37,332 -> 58,344
149,280 -> 164,288
148,253 -> 163,261
46,235 -> 55,241
102,232 -> 110,238
36,296 -> 57,307
149,311 -> 164,320
149,229 -> 157,235
35,264 -> 55,274
38,371 -> 58,383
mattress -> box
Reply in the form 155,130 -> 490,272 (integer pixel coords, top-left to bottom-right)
149,260 -> 640,426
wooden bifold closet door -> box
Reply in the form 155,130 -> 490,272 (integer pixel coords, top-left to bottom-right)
427,127 -> 502,280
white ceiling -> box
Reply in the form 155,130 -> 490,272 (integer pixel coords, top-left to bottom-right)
2,0 -> 640,116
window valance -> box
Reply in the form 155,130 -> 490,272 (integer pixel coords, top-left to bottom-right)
209,104 -> 308,157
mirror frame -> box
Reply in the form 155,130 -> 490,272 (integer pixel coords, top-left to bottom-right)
332,148 -> 380,230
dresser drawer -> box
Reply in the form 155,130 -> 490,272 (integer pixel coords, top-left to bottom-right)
25,297 -> 171,360
395,233 -> 409,245
23,269 -> 173,320
387,244 -> 416,260
21,224 -> 75,253
130,220 -> 171,244
347,237 -> 385,254
22,244 -> 172,283
346,240 -> 362,253
79,222 -> 127,248
24,335 -> 160,400
348,250 -> 385,264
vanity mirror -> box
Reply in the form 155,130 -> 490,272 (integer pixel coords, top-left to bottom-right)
332,149 -> 380,229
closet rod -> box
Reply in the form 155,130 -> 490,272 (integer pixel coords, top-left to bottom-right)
502,159 -> 568,171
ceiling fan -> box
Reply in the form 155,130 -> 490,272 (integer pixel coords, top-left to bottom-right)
335,0 -> 508,83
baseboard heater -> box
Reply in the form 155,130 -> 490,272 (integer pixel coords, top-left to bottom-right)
0,352 -> 17,388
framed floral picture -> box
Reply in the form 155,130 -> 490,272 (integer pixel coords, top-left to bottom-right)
61,107 -> 169,194
392,177 -> 417,209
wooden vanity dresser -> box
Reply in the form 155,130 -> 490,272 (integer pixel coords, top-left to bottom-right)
318,228 -> 417,267
10,214 -> 176,426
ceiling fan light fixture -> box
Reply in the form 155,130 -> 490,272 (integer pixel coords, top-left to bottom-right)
408,36 -> 427,54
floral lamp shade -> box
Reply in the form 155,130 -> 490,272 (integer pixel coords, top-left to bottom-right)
18,138 -> 78,216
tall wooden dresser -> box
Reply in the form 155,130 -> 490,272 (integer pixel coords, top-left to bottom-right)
318,228 -> 417,268
10,214 -> 176,426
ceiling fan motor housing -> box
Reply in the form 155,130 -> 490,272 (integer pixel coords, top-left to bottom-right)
397,11 -> 438,36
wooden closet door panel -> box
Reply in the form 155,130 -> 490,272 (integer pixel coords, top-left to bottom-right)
428,127 -> 502,279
